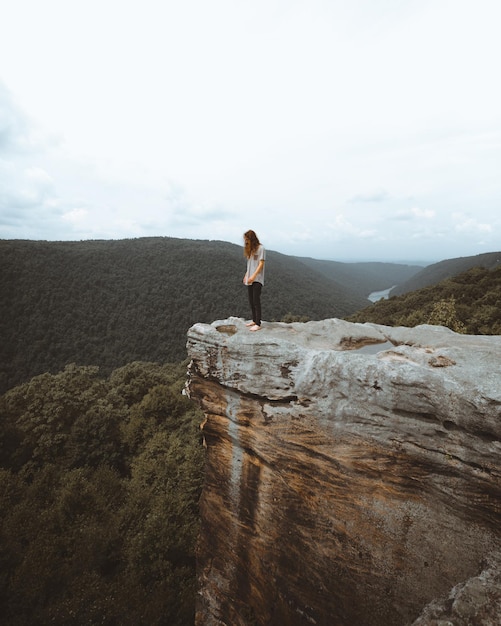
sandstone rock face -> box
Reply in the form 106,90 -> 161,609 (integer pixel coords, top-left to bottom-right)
186,318 -> 501,626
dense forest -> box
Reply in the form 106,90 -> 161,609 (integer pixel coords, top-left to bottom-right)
0,237 -> 420,393
0,360 -> 204,625
348,264 -> 501,335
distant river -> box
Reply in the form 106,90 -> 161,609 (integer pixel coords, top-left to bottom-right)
368,286 -> 395,302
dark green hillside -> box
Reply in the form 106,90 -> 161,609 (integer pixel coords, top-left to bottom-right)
298,257 -> 423,298
0,361 -> 203,625
0,237 -> 369,393
391,251 -> 501,296
347,264 -> 501,335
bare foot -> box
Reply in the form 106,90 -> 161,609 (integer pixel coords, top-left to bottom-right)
245,321 -> 254,326
249,324 -> 261,332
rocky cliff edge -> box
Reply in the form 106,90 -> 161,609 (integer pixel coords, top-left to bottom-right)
186,317 -> 501,626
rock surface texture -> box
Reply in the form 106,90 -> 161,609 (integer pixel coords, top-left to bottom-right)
186,318 -> 501,626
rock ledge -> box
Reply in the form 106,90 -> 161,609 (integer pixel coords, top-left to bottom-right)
186,318 -> 501,626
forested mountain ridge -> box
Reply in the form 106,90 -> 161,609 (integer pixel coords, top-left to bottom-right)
1,237 -> 374,393
297,257 -> 423,298
390,251 -> 501,296
348,264 -> 501,335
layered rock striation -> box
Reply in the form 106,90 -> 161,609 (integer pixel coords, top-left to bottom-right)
186,318 -> 501,626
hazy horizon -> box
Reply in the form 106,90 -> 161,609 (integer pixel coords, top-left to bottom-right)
1,1 -> 500,262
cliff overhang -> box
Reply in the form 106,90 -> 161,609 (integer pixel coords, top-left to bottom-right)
186,317 -> 501,625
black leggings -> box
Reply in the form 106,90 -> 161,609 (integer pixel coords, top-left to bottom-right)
247,282 -> 262,326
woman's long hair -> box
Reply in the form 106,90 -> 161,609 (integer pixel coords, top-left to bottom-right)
243,230 -> 260,258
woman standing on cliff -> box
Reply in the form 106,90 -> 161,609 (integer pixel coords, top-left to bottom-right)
243,230 -> 266,331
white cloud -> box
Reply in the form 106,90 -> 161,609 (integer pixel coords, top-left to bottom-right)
454,216 -> 493,234
0,83 -> 29,154
0,164 -> 55,211
326,214 -> 358,236
349,190 -> 390,204
394,207 -> 436,221
62,208 -> 88,225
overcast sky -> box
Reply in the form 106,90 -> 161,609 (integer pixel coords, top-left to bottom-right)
1,0 -> 500,262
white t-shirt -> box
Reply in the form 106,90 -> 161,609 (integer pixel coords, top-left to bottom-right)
246,244 -> 266,285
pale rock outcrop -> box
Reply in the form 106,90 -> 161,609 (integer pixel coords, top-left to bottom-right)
411,552 -> 501,625
186,317 -> 501,626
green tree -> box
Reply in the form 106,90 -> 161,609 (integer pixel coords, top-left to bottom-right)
427,297 -> 467,333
